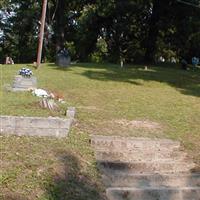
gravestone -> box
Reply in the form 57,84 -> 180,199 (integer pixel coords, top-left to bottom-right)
12,75 -> 37,91
56,48 -> 71,67
66,107 -> 76,119
192,57 -> 199,68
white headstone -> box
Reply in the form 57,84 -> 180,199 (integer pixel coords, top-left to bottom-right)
12,75 -> 37,91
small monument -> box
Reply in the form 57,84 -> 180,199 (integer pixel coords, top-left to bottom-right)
12,68 -> 37,91
192,56 -> 199,69
181,59 -> 188,70
56,48 -> 71,67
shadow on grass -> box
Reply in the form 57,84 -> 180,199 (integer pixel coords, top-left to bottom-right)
81,64 -> 200,97
44,150 -> 105,200
48,62 -> 200,97
48,62 -> 119,70
47,63 -> 73,71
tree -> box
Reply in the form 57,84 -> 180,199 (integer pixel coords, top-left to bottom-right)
0,0 -> 199,64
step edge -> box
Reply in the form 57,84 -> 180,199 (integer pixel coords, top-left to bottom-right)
106,186 -> 200,191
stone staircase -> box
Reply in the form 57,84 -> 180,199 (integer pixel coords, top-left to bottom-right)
91,135 -> 200,200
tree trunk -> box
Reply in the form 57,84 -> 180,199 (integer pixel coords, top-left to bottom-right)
144,0 -> 161,63
55,0 -> 66,52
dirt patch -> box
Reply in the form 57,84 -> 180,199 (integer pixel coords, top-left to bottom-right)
77,118 -> 165,139
114,119 -> 162,130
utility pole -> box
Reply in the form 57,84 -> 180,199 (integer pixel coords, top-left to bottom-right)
36,0 -> 48,69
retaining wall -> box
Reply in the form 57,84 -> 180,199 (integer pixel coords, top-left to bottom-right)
0,107 -> 75,138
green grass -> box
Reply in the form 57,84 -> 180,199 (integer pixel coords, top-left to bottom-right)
0,131 -> 104,200
1,63 -> 200,199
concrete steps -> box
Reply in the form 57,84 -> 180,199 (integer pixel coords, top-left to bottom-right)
95,150 -> 188,162
90,135 -> 200,200
98,161 -> 195,174
106,187 -> 200,200
103,173 -> 200,188
91,135 -> 181,151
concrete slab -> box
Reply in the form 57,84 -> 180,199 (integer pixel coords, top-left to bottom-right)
106,187 -> 200,200
0,107 -> 76,138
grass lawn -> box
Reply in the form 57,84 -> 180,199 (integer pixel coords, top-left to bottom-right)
0,63 -> 200,199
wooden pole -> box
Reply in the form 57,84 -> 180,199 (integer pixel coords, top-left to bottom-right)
36,0 -> 48,69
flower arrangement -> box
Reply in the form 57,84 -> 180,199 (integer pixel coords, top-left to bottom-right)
19,68 -> 33,77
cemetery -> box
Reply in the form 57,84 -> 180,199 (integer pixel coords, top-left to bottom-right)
1,62 -> 200,200
0,0 -> 200,200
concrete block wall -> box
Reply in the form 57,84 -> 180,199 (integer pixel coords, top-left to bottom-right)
0,107 -> 76,138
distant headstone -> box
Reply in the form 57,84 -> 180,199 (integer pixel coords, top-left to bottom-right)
192,57 -> 199,68
181,59 -> 188,70
66,107 -> 76,119
56,48 -> 71,67
12,75 -> 37,91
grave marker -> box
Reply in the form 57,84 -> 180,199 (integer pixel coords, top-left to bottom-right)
12,75 -> 37,91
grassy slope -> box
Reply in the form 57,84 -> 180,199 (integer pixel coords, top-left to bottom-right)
0,63 -> 200,199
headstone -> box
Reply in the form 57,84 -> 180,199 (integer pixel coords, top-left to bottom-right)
192,57 -> 199,68
181,59 -> 188,70
66,107 -> 76,119
56,48 -> 71,67
12,75 -> 37,91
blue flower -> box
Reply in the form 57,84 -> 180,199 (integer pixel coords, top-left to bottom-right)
18,67 -> 33,77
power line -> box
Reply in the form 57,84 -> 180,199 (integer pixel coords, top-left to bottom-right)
177,0 -> 200,9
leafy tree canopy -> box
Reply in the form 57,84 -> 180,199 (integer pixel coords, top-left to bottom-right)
0,0 -> 199,64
